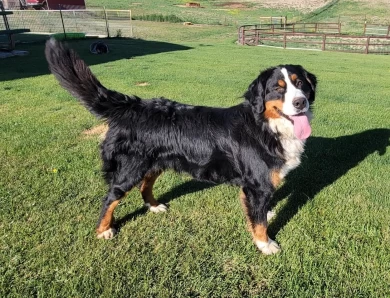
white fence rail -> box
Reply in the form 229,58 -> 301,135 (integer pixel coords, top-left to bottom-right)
1,9 -> 133,38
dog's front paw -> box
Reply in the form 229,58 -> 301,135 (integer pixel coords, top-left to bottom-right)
97,228 -> 117,239
255,238 -> 281,255
145,203 -> 168,213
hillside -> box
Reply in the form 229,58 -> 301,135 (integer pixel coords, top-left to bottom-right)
86,0 -> 390,20
85,0 -> 389,33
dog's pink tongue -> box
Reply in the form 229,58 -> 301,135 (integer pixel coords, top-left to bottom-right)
290,114 -> 311,140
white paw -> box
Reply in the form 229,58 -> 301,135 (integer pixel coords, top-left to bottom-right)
255,238 -> 281,255
145,203 -> 168,213
267,210 -> 276,221
97,228 -> 116,239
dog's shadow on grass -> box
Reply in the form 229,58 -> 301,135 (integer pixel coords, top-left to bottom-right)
116,128 -> 389,233
115,180 -> 214,229
268,128 -> 390,237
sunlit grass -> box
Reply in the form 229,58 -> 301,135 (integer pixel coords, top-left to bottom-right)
1,33 -> 390,297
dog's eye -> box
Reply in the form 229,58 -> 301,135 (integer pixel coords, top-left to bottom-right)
276,87 -> 284,93
296,80 -> 303,87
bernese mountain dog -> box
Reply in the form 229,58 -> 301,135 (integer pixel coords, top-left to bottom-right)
45,39 -> 317,255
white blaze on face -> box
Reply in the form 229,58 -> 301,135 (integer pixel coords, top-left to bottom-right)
280,68 -> 309,116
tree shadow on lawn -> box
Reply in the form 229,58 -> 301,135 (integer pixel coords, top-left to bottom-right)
0,36 -> 192,81
268,128 -> 390,238
115,128 -> 389,235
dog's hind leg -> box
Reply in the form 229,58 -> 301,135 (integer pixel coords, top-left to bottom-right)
140,171 -> 168,213
96,158 -> 148,239
96,193 -> 122,239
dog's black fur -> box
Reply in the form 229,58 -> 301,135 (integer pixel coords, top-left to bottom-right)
45,39 -> 317,253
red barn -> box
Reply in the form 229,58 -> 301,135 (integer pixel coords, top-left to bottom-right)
17,0 -> 86,10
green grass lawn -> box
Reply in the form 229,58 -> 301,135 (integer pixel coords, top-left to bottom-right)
1,31 -> 390,297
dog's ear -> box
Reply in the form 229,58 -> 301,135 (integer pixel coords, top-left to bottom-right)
244,68 -> 274,115
304,70 -> 317,102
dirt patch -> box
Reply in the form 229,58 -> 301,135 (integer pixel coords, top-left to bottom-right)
214,1 -> 330,12
136,82 -> 150,86
257,0 -> 328,12
175,4 -> 204,8
186,2 -> 201,7
82,123 -> 108,139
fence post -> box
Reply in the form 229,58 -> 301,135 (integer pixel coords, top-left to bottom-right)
239,27 -> 245,45
255,30 -> 259,45
365,36 -> 370,54
322,34 -> 326,51
103,6 -> 110,37
130,9 -> 133,37
59,6 -> 67,40
387,25 -> 390,38
283,33 -> 287,49
73,10 -> 79,32
21,10 -> 26,28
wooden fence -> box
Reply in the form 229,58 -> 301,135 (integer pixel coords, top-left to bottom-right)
364,23 -> 390,37
239,22 -> 341,35
238,27 -> 390,54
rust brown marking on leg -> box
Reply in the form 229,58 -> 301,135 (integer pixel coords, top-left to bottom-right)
239,188 -> 249,218
96,199 -> 120,234
140,171 -> 162,207
264,100 -> 283,119
252,223 -> 268,243
239,189 -> 269,244
271,170 -> 282,188
239,188 -> 256,234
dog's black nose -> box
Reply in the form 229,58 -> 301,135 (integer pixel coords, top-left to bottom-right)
293,97 -> 307,110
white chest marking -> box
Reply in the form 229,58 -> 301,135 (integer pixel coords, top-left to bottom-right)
268,117 -> 305,179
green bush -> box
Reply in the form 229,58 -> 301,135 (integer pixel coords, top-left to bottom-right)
132,13 -> 185,23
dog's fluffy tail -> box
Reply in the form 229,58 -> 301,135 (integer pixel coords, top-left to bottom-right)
45,38 -> 140,119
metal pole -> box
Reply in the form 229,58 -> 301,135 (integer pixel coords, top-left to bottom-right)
103,6 -> 110,38
59,5 -> 66,40
73,10 -> 78,32
130,9 -> 133,37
